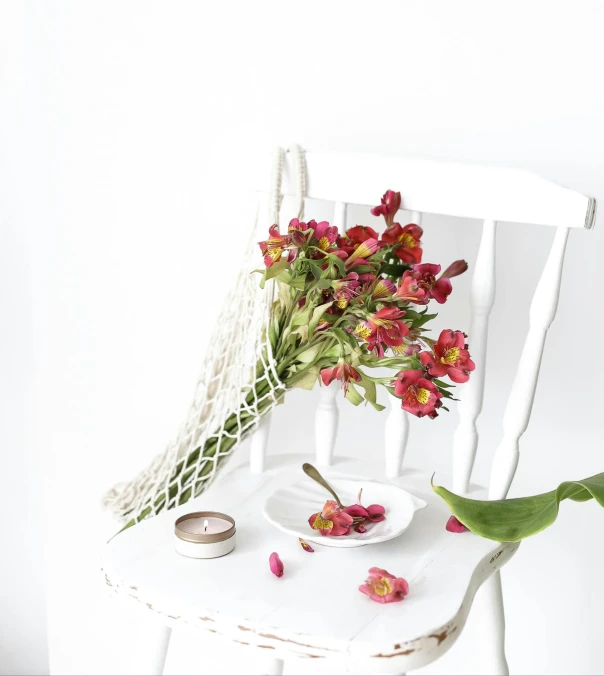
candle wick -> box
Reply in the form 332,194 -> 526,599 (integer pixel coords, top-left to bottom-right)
204,518 -> 209,533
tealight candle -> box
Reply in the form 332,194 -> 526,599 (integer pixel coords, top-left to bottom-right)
174,511 -> 236,559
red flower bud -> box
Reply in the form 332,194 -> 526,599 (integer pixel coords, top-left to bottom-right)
269,552 -> 284,577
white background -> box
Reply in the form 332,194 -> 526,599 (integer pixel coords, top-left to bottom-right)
2,1 -> 604,674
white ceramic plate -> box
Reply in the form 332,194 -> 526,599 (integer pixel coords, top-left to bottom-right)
262,474 -> 427,548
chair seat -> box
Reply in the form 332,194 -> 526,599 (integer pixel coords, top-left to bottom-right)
102,455 -> 518,673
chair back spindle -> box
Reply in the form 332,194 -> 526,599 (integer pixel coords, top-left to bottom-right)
452,219 -> 497,493
488,226 -> 570,499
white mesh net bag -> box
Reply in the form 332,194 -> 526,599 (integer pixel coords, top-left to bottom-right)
103,146 -> 306,528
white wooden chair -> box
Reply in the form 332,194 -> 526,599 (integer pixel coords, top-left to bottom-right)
102,151 -> 596,675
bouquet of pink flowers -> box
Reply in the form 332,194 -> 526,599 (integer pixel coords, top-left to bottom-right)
257,189 -> 474,417
122,189 -> 473,529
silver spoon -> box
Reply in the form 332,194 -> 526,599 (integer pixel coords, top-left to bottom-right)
302,463 -> 365,523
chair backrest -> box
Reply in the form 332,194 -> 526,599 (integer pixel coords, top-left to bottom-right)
250,150 -> 596,499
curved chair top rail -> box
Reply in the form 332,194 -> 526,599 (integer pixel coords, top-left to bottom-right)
254,150 -> 595,230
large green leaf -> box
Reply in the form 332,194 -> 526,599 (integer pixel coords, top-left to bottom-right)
432,473 -> 604,542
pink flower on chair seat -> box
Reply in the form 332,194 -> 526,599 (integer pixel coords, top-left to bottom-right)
420,330 -> 475,383
269,552 -> 284,577
309,500 -> 353,536
359,567 -> 409,603
446,516 -> 468,533
371,190 -> 402,226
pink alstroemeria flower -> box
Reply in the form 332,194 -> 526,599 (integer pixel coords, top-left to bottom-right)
401,263 -> 453,304
371,190 -> 402,226
381,223 -> 424,265
393,369 -> 443,418
354,307 -> 409,357
269,552 -> 284,577
332,272 -> 361,309
308,219 -> 339,255
258,225 -> 296,268
396,271 -> 427,303
420,330 -> 476,383
337,225 -> 380,257
359,567 -> 409,604
320,361 -> 362,394
344,238 -> 381,269
309,500 -> 353,536
371,278 -> 397,300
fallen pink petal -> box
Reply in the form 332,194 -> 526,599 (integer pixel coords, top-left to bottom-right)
354,522 -> 367,534
299,538 -> 314,553
446,515 -> 468,533
269,552 -> 284,577
359,567 -> 409,603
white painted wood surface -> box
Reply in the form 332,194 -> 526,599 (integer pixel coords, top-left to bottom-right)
488,227 -> 570,500
452,220 -> 497,494
258,151 -> 595,229
103,455 -> 518,675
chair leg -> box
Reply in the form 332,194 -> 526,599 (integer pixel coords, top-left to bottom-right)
149,624 -> 172,675
477,571 -> 509,675
265,657 -> 284,675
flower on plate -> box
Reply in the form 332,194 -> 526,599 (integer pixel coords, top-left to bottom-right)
381,223 -> 423,265
446,516 -> 468,533
371,190 -> 402,226
420,330 -> 475,383
269,552 -> 284,577
343,488 -> 386,524
393,369 -> 443,418
359,567 -> 409,604
309,500 -> 353,536
354,307 -> 409,357
337,225 -> 380,257
320,360 -> 362,394
299,538 -> 314,553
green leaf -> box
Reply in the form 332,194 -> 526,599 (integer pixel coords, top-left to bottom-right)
432,473 -> 604,542
276,270 -> 306,290
358,376 -> 386,411
315,279 -> 333,289
296,343 -> 323,364
291,307 -> 312,327
433,378 -> 454,389
309,262 -> 323,279
263,260 -> 289,283
290,368 -> 319,390
344,382 -> 364,406
309,301 -> 333,336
